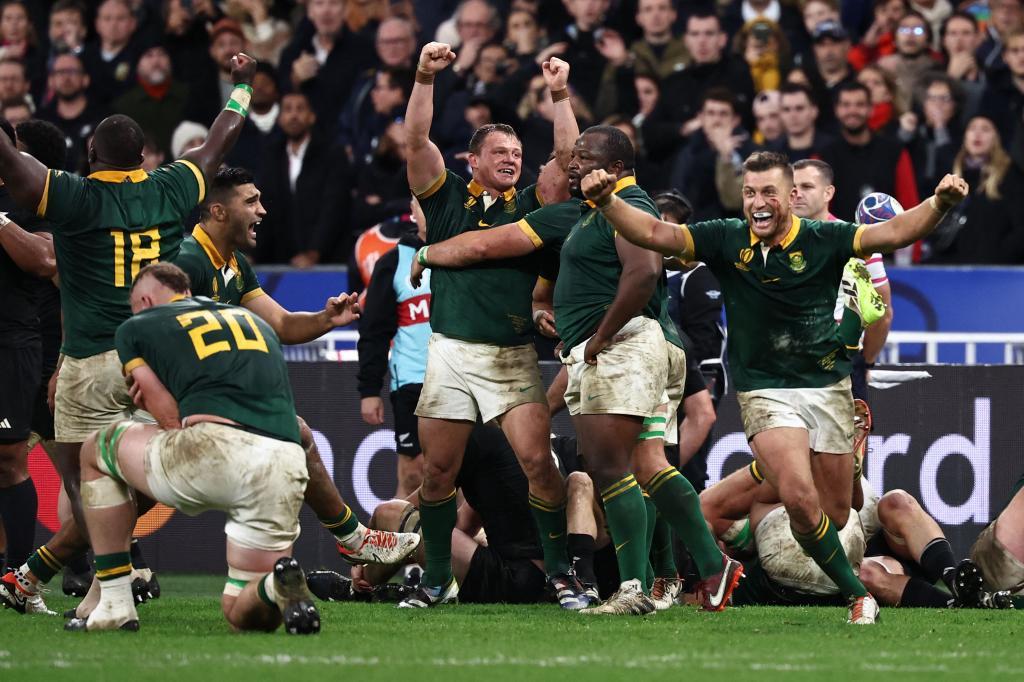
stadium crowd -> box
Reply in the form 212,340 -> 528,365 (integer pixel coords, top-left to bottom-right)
0,0 -> 1020,266
1,0 -> 1024,635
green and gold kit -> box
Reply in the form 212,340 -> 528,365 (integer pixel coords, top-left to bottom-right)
37,162 -> 206,358
681,215 -> 866,391
551,177 -> 682,354
172,225 -> 265,306
416,170 -> 544,346
115,296 -> 299,443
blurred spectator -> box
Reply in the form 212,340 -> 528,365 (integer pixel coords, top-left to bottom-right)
444,0 -> 500,74
82,0 -> 140,103
857,64 -> 900,132
112,45 -> 188,156
774,81 -> 833,160
632,73 -> 659,129
505,8 -> 544,58
722,0 -> 807,58
255,92 -> 353,267
979,29 -> 1024,146
163,0 -> 225,126
928,115 -> 1024,263
877,12 -> 943,113
221,0 -> 292,65
1,96 -> 29,126
898,73 -> 961,193
820,81 -> 920,222
643,10 -> 755,163
170,120 -> 208,159
978,0 -> 1023,74
668,87 -> 757,219
0,1 -> 38,63
516,75 -> 557,171
38,52 -> 105,171
347,67 -> 412,167
140,133 -> 165,172
279,0 -> 376,138
752,89 -> 783,145
942,11 -> 986,115
189,18 -> 249,125
550,0 -> 617,114
797,0 -> 841,67
630,0 -> 687,80
351,118 -> 411,232
910,1 -> 953,48
734,18 -> 790,92
248,62 -> 281,134
849,0 -> 906,71
0,58 -> 30,110
47,0 -> 87,57
811,20 -> 854,93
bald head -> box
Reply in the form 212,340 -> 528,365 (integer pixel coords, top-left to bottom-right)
90,114 -> 145,169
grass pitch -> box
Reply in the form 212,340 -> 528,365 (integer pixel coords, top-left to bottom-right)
3,575 -> 1022,682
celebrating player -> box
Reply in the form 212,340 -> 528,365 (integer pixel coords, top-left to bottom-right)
581,151 -> 970,623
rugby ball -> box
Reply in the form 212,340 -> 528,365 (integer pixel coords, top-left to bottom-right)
855,192 -> 904,224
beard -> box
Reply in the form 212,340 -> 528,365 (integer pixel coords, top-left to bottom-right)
56,88 -> 84,102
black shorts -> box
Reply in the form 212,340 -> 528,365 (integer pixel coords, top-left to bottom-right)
682,356 -> 708,399
0,343 -> 43,443
460,545 -> 546,604
389,383 -> 422,457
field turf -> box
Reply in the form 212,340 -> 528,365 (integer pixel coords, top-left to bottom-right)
3,574 -> 1022,681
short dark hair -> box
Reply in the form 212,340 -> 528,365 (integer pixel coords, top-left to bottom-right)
653,189 -> 693,224
16,120 -> 67,169
834,80 -> 871,105
582,124 -> 636,171
51,0 -> 86,18
742,150 -> 793,184
200,166 -> 255,220
132,262 -> 191,294
686,9 -> 721,30
793,158 -> 834,185
0,58 -> 26,77
92,114 -> 145,168
941,10 -> 978,39
700,86 -> 738,114
468,123 -> 519,154
779,81 -> 815,102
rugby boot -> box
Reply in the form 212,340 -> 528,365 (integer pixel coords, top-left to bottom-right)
697,555 -> 744,611
548,571 -> 590,610
580,579 -> 654,615
847,593 -> 880,624
651,576 -> 682,611
272,557 -> 321,635
337,528 -> 421,566
397,576 -> 458,608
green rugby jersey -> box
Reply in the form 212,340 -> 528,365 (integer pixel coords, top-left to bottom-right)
172,225 -> 265,306
115,296 -> 299,443
37,162 -> 206,358
681,215 -> 866,391
416,170 -> 544,345
551,177 -> 682,354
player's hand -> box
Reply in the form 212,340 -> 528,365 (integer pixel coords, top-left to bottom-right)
47,368 -> 59,414
410,258 -> 427,288
581,168 -> 616,205
418,42 -> 456,74
583,333 -> 610,365
934,174 -> 969,209
595,29 -> 628,66
230,53 -> 257,85
350,565 -> 373,593
291,52 -> 319,84
324,292 -> 360,327
126,374 -> 147,410
533,309 -> 558,338
541,57 -> 570,90
360,397 -> 384,426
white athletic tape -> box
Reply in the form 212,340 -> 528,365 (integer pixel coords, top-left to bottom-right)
81,476 -> 131,508
227,566 -> 265,583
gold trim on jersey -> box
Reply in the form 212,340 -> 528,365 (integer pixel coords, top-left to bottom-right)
584,175 -> 636,208
414,172 -> 447,200
36,169 -> 53,216
88,168 -> 149,183
123,357 -> 148,373
241,287 -> 266,304
853,224 -> 867,258
176,160 -> 206,203
516,218 -> 544,249
677,224 -> 695,261
749,214 -> 801,248
467,178 -> 515,201
192,224 -> 239,272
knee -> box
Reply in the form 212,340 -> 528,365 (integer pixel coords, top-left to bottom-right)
830,506 -> 851,529
567,471 -> 594,500
516,448 -> 557,483
877,489 -> 916,526
780,482 -> 819,522
421,457 -> 458,489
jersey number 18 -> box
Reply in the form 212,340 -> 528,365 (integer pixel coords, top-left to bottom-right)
111,228 -> 161,287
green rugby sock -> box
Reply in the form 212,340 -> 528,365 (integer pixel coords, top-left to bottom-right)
529,494 -> 571,575
651,513 -> 677,579
601,475 -> 648,585
643,493 -> 657,592
838,307 -> 863,352
647,466 -> 723,578
94,552 -> 132,582
419,490 -> 457,588
25,545 -> 63,584
319,506 -> 360,541
794,511 -> 868,598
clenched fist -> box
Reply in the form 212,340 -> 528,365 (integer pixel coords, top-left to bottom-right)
581,169 -> 617,206
933,174 -> 969,211
230,53 -> 257,85
542,57 -> 570,90
419,42 -> 456,73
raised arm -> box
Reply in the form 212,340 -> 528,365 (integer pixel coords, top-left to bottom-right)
0,134 -> 48,212
542,57 -> 579,171
581,169 -> 693,259
245,292 -> 360,345
858,174 -> 969,254
180,53 -> 257,182
405,42 -> 454,194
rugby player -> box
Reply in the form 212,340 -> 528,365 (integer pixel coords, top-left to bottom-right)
581,151 -> 970,623
969,471 -> 1024,603
0,53 -> 256,611
170,166 -> 418,566
398,45 -> 580,608
63,263 -> 319,633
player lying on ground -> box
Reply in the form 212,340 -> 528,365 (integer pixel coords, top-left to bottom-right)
62,263 -> 322,633
969,471 -> 1024,604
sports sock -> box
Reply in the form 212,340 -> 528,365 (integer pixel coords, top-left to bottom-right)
838,307 -> 862,352
651,513 -> 677,579
258,572 -> 281,610
793,511 -> 868,598
643,494 -> 657,592
128,538 -> 149,570
919,537 -> 957,589
419,489 -> 457,588
600,475 -> 648,584
646,466 -> 722,577
529,493 -> 571,575
319,506 -> 362,546
0,478 -> 37,568
900,576 -> 954,608
24,544 -> 63,584
567,533 -> 597,586
95,551 -> 132,583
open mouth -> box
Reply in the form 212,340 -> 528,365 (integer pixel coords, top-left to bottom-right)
751,211 -> 773,230
248,222 -> 259,240
497,167 -> 516,178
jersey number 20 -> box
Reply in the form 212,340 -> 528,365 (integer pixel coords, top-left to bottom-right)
176,309 -> 269,360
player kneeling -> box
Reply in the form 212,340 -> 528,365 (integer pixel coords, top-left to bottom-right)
66,263 -> 320,634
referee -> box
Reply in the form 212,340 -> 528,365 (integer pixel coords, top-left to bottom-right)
0,118 -> 56,580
